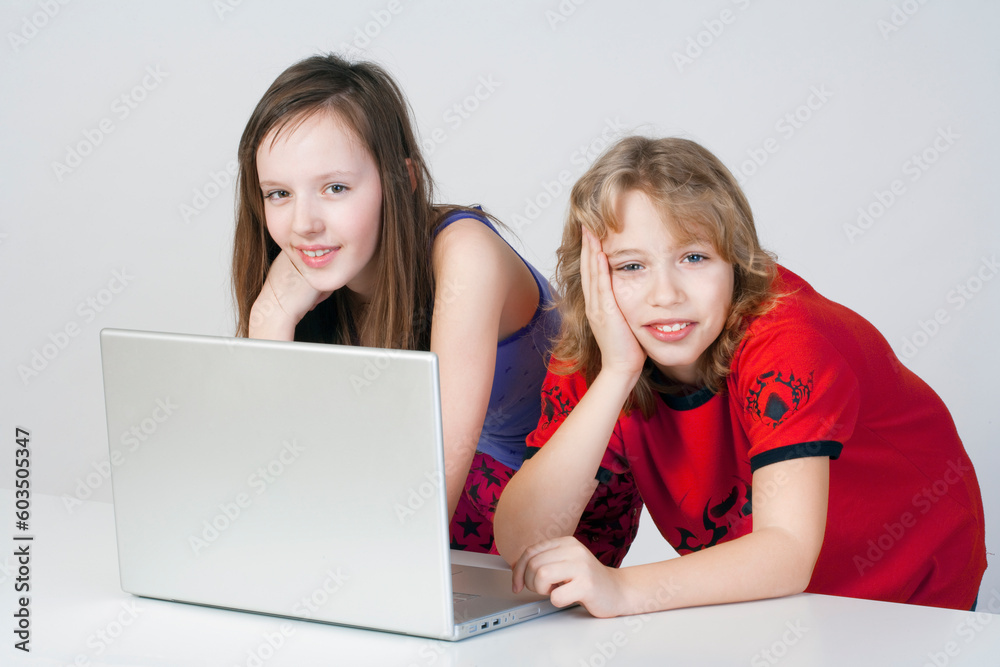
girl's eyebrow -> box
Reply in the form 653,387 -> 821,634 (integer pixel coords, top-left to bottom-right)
259,171 -> 355,189
314,170 -> 355,180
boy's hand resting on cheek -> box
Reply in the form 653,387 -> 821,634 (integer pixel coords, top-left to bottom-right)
581,227 -> 646,384
250,251 -> 333,340
512,536 -> 628,619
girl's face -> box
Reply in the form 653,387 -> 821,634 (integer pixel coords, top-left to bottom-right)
256,111 -> 383,300
603,189 -> 735,386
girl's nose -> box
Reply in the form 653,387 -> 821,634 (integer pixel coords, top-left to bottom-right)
291,197 -> 324,236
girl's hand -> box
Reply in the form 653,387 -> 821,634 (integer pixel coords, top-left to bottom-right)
581,227 -> 646,381
512,536 -> 628,618
249,251 -> 332,340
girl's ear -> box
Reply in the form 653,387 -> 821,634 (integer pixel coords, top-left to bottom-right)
405,158 -> 416,193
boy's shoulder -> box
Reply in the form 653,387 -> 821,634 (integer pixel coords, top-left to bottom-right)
743,265 -> 868,335
735,266 -> 865,368
733,264 -> 891,384
741,265 -> 819,338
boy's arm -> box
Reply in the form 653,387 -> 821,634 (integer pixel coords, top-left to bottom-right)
496,226 -> 647,565
494,367 -> 637,566
512,455 -> 829,617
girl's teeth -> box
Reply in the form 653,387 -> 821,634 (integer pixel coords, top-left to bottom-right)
302,249 -> 331,258
655,323 -> 689,333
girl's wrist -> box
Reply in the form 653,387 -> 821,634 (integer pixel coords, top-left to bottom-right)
248,290 -> 298,340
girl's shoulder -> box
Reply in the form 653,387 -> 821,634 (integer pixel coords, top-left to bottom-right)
430,206 -> 509,264
433,205 -> 494,236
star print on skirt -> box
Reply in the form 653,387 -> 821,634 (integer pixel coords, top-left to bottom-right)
449,451 -> 643,567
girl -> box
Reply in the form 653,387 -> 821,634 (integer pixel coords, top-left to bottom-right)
229,53 -> 637,560
494,136 -> 987,613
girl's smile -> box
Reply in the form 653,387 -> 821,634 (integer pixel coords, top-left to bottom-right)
295,244 -> 339,268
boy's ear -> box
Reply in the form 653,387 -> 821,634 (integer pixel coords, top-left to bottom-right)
405,158 -> 416,193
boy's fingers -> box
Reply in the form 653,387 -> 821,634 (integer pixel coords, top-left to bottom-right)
511,539 -> 552,592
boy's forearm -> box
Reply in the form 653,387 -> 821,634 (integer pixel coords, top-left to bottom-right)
615,526 -> 819,615
495,369 -> 637,564
616,456 -> 827,614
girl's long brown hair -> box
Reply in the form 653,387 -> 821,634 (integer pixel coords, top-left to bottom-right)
553,136 -> 780,417
232,53 -> 455,350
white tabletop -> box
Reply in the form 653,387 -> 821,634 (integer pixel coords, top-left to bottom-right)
4,491 -> 998,667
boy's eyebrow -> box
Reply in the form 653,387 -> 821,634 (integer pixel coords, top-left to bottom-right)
604,247 -> 646,260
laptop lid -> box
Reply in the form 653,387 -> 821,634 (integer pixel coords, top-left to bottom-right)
100,328 -> 457,638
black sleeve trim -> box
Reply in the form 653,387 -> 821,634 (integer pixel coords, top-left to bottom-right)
750,441 -> 843,474
523,446 -> 613,483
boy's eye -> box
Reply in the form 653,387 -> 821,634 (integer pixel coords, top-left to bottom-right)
683,253 -> 708,263
618,262 -> 643,272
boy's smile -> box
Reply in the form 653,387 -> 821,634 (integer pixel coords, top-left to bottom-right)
603,189 -> 735,386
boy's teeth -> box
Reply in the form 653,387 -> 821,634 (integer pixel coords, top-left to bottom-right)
303,249 -> 331,258
654,322 -> 689,333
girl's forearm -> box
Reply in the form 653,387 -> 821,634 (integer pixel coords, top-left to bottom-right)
248,287 -> 297,341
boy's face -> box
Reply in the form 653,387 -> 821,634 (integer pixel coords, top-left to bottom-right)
603,189 -> 735,386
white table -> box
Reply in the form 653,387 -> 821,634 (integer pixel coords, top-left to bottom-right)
3,491 -> 998,666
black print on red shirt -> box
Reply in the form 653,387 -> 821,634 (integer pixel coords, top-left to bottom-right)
675,481 -> 752,553
745,370 -> 814,429
539,383 -> 574,432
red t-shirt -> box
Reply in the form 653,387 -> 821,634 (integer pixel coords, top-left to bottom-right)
527,267 -> 986,610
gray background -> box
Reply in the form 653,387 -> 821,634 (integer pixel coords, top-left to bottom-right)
2,0 -> 997,601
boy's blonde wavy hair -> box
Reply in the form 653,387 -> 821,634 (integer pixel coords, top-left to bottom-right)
552,136 -> 779,417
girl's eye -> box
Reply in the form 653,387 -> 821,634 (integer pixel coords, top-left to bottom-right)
326,184 -> 347,194
263,190 -> 288,201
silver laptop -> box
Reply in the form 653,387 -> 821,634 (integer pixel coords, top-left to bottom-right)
99,328 -> 560,640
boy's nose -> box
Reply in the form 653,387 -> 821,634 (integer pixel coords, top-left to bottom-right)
649,268 -> 683,306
